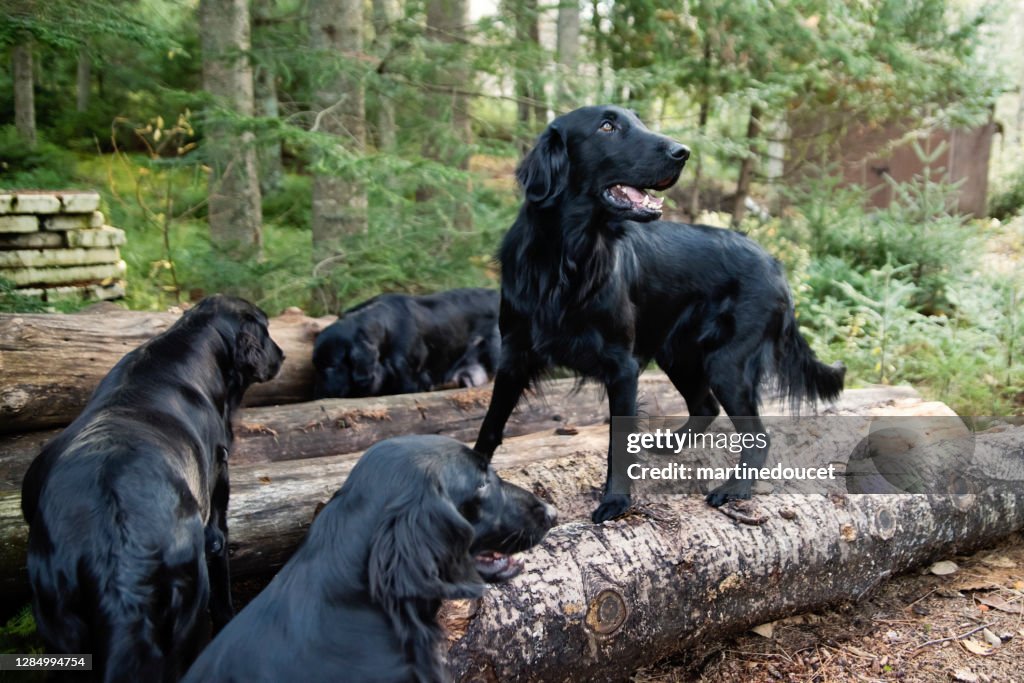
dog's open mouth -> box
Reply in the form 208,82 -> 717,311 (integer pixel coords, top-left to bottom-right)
474,550 -> 525,582
603,178 -> 675,218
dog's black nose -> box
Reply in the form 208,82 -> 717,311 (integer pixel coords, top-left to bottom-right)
668,143 -> 690,162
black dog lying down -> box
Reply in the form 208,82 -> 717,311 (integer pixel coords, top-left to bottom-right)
21,295 -> 283,682
183,435 -> 556,683
313,287 -> 500,398
473,105 -> 845,523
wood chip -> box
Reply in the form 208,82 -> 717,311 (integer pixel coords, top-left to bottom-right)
929,560 -> 959,576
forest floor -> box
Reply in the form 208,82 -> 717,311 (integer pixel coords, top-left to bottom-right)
641,533 -> 1024,683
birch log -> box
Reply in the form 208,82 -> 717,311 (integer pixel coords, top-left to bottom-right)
444,426 -> 1024,681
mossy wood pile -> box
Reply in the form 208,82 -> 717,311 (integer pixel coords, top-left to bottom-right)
0,191 -> 126,303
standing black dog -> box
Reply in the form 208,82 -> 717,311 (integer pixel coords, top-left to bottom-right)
313,288 -> 500,399
21,295 -> 284,682
182,435 -> 556,683
473,105 -> 845,523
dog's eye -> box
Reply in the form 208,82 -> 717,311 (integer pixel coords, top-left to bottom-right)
599,120 -> 615,133
459,498 -> 481,522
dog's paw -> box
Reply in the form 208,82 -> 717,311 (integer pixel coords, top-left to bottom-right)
592,493 -> 632,523
705,479 -> 752,507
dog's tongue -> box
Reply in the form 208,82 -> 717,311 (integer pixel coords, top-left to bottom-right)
611,184 -> 664,211
475,551 -> 525,581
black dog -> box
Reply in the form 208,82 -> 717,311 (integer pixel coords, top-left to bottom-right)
473,105 -> 845,523
182,435 -> 556,683
313,288 -> 500,398
21,295 -> 283,682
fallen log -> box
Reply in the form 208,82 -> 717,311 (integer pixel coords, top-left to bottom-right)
0,373 -> 690,488
0,387 -> 962,610
443,427 -> 1024,682
0,308 -> 335,433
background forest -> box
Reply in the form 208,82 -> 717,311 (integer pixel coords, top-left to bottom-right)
1,0 -> 1023,416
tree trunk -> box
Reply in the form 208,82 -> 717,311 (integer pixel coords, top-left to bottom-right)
12,40 -> 36,147
75,46 -> 91,114
554,0 -> 580,112
418,0 -> 473,232
444,428 -> 1024,681
199,0 -> 264,257
309,0 -> 368,311
512,0 -> 544,131
253,0 -> 283,195
687,38 -> 713,221
371,0 -> 401,151
512,0 -> 545,142
0,309 -> 335,433
732,103 -> 762,227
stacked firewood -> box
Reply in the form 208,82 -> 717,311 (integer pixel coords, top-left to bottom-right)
0,190 -> 126,302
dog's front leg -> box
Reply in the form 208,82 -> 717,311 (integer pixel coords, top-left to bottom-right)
474,367 -> 531,458
592,355 -> 640,523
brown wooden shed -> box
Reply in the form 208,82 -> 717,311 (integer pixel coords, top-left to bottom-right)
788,117 -> 998,217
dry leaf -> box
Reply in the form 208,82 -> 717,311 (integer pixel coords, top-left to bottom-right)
751,622 -> 774,638
959,637 -> 996,656
975,594 -> 1024,614
953,669 -> 979,683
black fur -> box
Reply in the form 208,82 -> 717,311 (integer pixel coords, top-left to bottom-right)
181,435 -> 556,683
472,105 -> 845,523
312,288 -> 500,398
21,295 -> 284,682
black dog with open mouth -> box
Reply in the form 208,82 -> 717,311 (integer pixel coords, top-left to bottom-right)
473,105 -> 845,523
182,435 -> 556,683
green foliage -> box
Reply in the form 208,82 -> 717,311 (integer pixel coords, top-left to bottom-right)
0,278 -> 49,313
777,166 -> 1021,415
789,142 -> 978,314
989,162 -> 1024,220
0,126 -> 78,188
0,605 -> 43,655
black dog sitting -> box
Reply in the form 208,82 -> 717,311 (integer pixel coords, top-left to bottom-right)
21,295 -> 283,682
182,434 -> 556,683
473,105 -> 845,523
313,288 -> 500,398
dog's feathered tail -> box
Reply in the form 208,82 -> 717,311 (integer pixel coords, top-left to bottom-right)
773,310 -> 845,412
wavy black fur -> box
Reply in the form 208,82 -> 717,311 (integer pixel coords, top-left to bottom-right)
181,435 -> 555,683
472,105 -> 845,522
21,295 -> 283,682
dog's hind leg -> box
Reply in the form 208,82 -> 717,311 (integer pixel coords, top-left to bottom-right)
656,351 -> 721,436
702,357 -> 770,507
205,462 -> 233,633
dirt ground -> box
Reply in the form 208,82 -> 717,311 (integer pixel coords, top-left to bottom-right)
637,534 -> 1024,683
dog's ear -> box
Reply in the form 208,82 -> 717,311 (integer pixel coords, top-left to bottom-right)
517,123 -> 568,207
368,483 -> 484,606
235,319 -> 278,383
